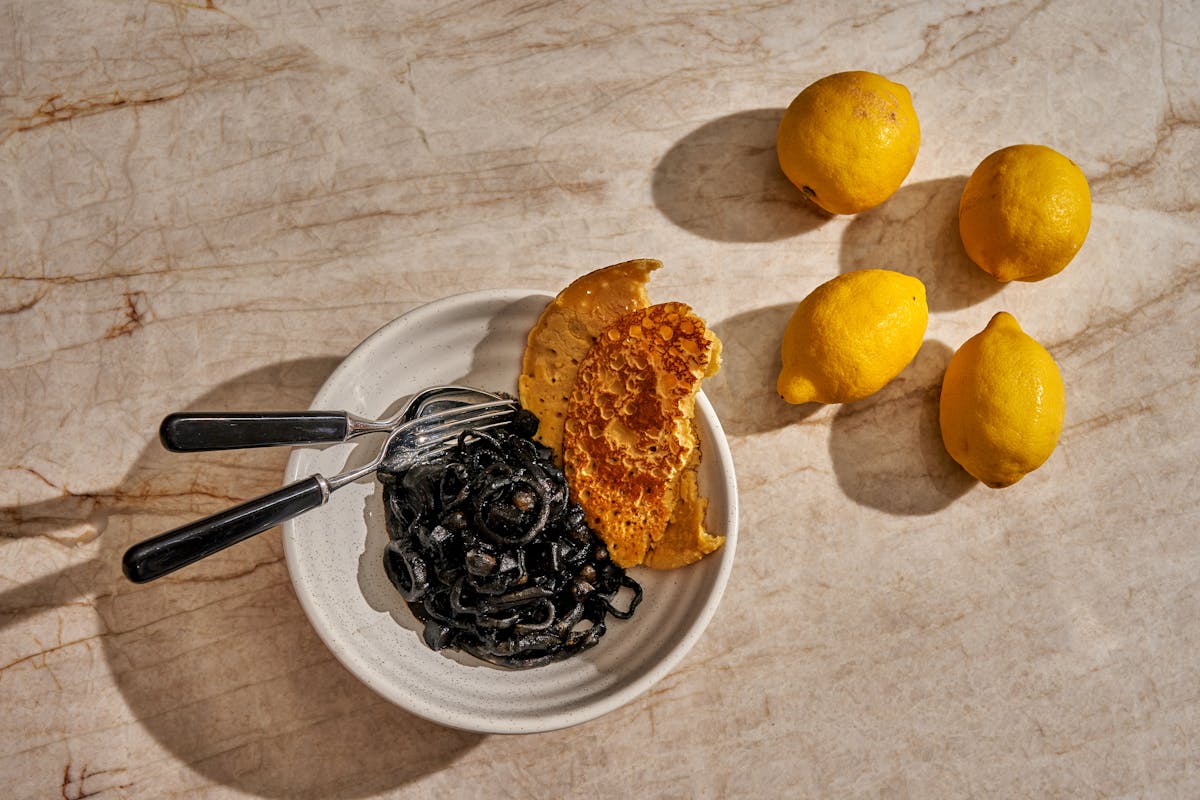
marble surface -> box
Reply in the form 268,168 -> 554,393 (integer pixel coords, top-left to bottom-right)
2,0 -> 1198,797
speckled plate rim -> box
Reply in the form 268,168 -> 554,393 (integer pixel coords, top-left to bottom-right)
282,289 -> 738,734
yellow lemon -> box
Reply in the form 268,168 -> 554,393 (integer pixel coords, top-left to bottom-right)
778,269 -> 928,404
959,144 -> 1091,282
776,71 -> 920,215
939,312 -> 1065,488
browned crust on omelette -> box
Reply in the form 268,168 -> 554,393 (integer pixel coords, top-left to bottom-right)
561,302 -> 722,569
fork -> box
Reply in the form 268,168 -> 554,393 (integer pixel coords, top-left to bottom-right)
158,385 -> 505,451
122,394 -> 521,583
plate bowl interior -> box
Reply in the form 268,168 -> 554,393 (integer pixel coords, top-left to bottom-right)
283,289 -> 738,734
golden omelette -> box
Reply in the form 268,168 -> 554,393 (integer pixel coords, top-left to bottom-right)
562,302 -> 723,569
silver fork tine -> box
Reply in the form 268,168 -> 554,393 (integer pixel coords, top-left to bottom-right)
413,419 -> 514,459
417,398 -> 515,424
377,396 -> 523,474
416,407 -> 516,440
414,416 -> 515,449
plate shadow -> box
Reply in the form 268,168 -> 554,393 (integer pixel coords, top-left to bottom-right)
1,357 -> 483,798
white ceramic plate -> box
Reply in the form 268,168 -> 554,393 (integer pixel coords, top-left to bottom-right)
282,289 -> 738,734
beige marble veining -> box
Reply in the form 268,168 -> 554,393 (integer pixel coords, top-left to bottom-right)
2,0 -> 1198,797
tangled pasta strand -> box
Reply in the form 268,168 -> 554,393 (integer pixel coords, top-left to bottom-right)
379,418 -> 642,669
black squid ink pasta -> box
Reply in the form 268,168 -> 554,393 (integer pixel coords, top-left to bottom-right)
377,410 -> 642,669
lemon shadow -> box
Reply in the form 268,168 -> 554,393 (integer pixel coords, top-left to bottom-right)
652,108 -> 830,242
840,176 -> 1005,311
1,357 -> 483,798
707,304 -> 822,437
828,341 -> 976,514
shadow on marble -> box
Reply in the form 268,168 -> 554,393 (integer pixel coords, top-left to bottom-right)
828,340 -> 977,515
0,358 -> 346,632
839,176 -> 1005,311
0,357 -> 483,797
706,303 -> 822,437
652,108 -> 830,242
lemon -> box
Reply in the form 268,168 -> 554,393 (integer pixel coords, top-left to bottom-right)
776,71 -> 920,215
939,312 -> 1065,488
959,144 -> 1091,282
778,269 -> 928,404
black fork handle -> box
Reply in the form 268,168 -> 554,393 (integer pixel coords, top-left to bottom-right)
160,412 -> 352,451
121,476 -> 329,583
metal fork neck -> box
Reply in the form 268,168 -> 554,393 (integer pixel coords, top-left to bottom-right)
345,412 -> 394,436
